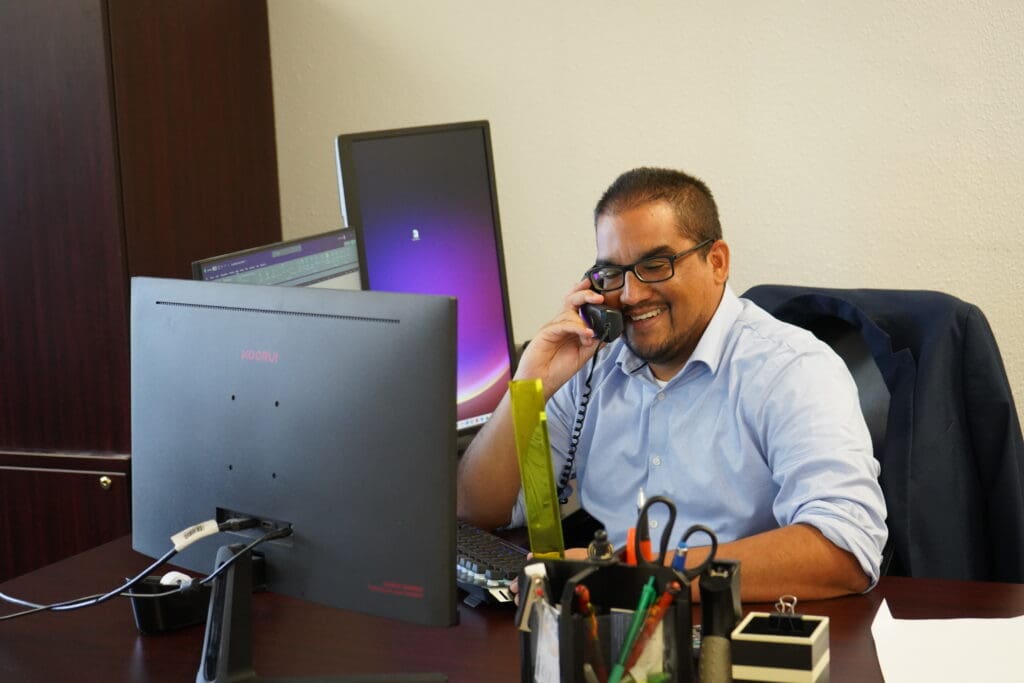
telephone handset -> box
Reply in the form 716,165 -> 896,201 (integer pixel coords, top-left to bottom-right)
580,304 -> 623,343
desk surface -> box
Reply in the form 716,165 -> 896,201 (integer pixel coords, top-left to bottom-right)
2,537 -> 1023,682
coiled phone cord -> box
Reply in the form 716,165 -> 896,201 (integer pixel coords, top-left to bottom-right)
556,342 -> 605,504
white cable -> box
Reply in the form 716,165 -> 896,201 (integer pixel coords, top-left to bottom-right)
0,591 -> 44,609
170,518 -> 221,552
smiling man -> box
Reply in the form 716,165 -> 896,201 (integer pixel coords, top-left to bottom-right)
457,167 -> 888,601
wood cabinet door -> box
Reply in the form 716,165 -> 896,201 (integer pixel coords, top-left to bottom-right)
0,453 -> 130,582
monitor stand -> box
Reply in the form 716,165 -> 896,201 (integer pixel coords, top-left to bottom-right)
198,544 -> 447,683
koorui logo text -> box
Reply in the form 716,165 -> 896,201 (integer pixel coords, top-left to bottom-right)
240,349 -> 279,363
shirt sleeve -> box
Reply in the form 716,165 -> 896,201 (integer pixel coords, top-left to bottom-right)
758,345 -> 889,588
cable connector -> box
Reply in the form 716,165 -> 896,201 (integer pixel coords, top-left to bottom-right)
217,517 -> 260,532
264,526 -> 293,541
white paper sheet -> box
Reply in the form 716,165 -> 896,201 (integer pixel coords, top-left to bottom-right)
870,598 -> 1024,681
532,598 -> 561,683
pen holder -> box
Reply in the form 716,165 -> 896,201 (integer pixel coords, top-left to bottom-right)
518,559 -> 696,683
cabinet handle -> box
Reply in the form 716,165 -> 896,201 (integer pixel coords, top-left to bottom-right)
99,475 -> 113,491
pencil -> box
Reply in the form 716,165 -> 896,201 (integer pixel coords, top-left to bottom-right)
575,584 -> 608,683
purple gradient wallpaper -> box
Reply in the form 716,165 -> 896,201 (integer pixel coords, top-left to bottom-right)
342,125 -> 514,429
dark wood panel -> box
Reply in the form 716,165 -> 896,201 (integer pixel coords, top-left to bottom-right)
108,0 -> 282,279
0,0 -> 281,582
0,0 -> 130,452
0,458 -> 130,582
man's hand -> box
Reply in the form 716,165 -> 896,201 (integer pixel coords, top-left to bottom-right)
513,280 -> 608,399
457,280 -> 610,529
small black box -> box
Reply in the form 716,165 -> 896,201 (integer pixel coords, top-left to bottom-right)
130,577 -> 211,635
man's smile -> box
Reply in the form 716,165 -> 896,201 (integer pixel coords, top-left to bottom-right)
626,306 -> 667,324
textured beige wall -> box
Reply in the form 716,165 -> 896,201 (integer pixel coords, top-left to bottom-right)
267,1 -> 1024,420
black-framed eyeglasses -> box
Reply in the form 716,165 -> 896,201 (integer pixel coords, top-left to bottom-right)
583,239 -> 714,293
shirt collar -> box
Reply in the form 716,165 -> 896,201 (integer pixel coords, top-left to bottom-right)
688,284 -> 741,374
615,284 -> 741,377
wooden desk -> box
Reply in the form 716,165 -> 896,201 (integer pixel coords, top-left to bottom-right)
2,537 -> 1023,682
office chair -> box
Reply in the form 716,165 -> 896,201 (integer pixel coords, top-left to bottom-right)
743,285 -> 1024,583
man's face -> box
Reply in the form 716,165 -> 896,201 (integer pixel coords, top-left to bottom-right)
594,200 -> 729,379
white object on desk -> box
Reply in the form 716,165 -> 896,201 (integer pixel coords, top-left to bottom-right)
871,598 -> 1024,681
533,599 -> 561,683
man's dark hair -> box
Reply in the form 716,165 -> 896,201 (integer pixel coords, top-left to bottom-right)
594,167 -> 722,247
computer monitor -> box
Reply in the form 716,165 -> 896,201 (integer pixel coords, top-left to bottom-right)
335,121 -> 516,433
130,276 -> 458,629
191,228 -> 361,291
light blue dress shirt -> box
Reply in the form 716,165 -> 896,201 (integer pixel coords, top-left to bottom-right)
511,286 -> 888,584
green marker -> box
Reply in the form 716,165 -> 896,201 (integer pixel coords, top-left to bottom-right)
608,576 -> 657,683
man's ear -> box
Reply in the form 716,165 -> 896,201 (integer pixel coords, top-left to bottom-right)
708,240 -> 730,284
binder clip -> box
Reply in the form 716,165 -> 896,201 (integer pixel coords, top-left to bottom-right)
768,594 -> 801,633
515,562 -> 550,633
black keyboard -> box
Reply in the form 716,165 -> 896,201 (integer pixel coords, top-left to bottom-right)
456,520 -> 529,607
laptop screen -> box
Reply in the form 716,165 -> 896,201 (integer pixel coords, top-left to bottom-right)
191,228 -> 361,291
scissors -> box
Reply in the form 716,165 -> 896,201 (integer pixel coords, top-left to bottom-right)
631,495 -> 718,581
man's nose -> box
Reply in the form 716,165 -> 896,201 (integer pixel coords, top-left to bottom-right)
618,271 -> 650,305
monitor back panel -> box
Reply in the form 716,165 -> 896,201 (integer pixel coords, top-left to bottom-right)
130,277 -> 457,626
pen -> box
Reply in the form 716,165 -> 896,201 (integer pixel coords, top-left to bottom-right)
623,580 -> 682,672
671,539 -> 688,572
608,576 -> 657,683
575,584 -> 608,683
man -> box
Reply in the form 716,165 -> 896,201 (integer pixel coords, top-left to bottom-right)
457,167 -> 888,601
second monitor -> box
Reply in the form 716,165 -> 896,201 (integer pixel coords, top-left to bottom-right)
192,228 -> 361,291
336,120 -> 516,433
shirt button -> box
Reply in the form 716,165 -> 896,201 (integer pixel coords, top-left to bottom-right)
652,456 -> 662,466
650,520 -> 659,529
656,392 -> 666,401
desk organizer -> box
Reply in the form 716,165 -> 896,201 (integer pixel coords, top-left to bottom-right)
730,611 -> 830,682
518,558 -> 695,683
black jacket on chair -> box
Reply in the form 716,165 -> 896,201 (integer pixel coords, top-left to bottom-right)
743,285 -> 1024,582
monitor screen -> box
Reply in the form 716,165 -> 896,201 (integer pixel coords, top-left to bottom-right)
130,276 -> 458,627
335,121 -> 516,433
191,228 -> 361,291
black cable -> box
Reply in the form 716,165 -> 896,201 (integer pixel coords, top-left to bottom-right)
122,586 -> 185,599
85,526 -> 291,605
556,340 -> 605,504
0,546 -> 175,619
198,525 -> 292,587
50,546 -> 179,612
51,517 -> 257,610
0,517 -> 262,621
0,593 -> 107,621
122,525 -> 292,602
